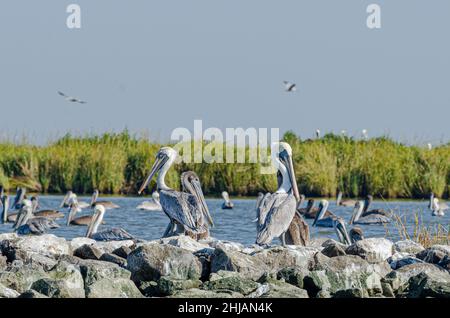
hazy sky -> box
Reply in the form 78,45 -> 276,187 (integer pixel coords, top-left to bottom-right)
0,1 -> 449,145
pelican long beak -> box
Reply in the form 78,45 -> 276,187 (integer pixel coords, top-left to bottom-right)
60,192 -> 70,208
13,206 -> 30,230
334,219 -> 351,245
192,179 -> 214,227
138,155 -> 167,195
312,202 -> 324,227
281,151 -> 300,202
66,204 -> 78,226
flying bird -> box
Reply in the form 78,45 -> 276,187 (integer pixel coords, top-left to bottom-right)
283,81 -> 297,92
58,91 -> 87,104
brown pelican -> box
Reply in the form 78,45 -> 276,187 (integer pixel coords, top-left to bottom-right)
312,200 -> 338,228
221,191 -> 234,209
350,201 -> 390,225
362,195 -> 389,217
58,91 -> 87,104
66,202 -> 104,226
283,81 -> 296,92
90,189 -> 120,209
136,192 -> 162,211
60,191 -> 90,209
336,191 -> 357,207
138,147 -> 214,240
13,200 -> 59,235
298,198 -> 333,219
86,205 -> 133,241
431,198 -> 448,217
30,197 -> 65,219
256,142 -> 307,246
333,218 -> 365,245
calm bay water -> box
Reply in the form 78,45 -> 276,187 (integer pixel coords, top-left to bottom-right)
1,196 -> 448,245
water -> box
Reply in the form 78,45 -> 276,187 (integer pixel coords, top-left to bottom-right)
1,196 -> 448,245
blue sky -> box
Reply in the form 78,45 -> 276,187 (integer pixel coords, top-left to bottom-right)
0,1 -> 449,145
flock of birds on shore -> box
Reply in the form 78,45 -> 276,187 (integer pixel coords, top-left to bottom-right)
0,142 -> 448,247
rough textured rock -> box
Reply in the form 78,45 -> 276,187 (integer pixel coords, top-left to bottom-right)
321,242 -> 347,257
157,277 -> 201,296
0,255 -> 7,271
14,234 -> 70,259
346,238 -> 394,263
69,237 -> 96,252
0,283 -> 20,298
170,288 -> 244,298
0,265 -> 49,293
127,244 -> 202,283
405,271 -> 450,298
210,246 -> 318,281
277,267 -> 308,288
73,244 -> 104,260
94,240 -> 135,254
382,263 -> 450,295
30,261 -> 85,298
394,240 -> 424,255
203,271 -> 259,295
416,245 -> 450,265
304,253 -> 390,297
18,289 -> 49,298
112,246 -> 132,259
256,275 -> 309,298
158,235 -> 211,253
438,255 -> 450,271
100,253 -> 127,267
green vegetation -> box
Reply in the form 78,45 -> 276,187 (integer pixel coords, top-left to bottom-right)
0,130 -> 448,198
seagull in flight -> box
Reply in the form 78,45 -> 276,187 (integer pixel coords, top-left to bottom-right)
58,91 -> 87,104
283,81 -> 297,92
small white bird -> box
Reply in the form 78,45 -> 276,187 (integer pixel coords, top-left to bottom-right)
362,129 -> 368,140
427,143 -> 432,151
341,130 -> 347,137
283,81 -> 297,92
315,129 -> 321,139
58,91 -> 87,104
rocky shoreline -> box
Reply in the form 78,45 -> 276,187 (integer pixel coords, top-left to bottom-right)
0,233 -> 449,298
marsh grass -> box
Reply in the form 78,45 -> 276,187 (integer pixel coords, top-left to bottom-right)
0,130 -> 448,198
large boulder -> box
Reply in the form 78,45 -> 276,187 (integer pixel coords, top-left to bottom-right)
157,277 -> 201,296
18,289 -> 48,298
203,271 -> 260,296
158,236 -> 211,253
0,265 -> 49,293
13,235 -> 70,259
394,240 -> 424,255
127,244 -> 202,283
304,253 -> 390,297
73,244 -> 104,260
69,237 -> 97,252
277,267 -> 309,289
0,255 -> 7,271
382,262 -> 450,295
169,288 -> 244,298
78,259 -> 142,298
346,238 -> 394,263
416,245 -> 450,265
405,271 -> 450,298
30,261 -> 85,298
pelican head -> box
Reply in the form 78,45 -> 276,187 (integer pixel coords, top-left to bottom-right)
349,227 -> 364,243
364,195 -> 373,212
182,171 -> 214,227
67,202 -> 80,226
349,201 -> 364,224
271,142 -> 300,202
90,189 -> 100,205
333,218 -> 351,245
139,147 -> 178,194
13,199 -> 33,230
222,191 -> 230,201
86,205 -> 106,238
1,195 -> 9,224
30,196 -> 39,212
429,192 -> 435,210
60,190 -> 74,208
313,199 -> 329,226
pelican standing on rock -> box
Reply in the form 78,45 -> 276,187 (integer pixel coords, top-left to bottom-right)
13,200 -> 59,235
350,201 -> 390,225
136,192 -> 162,211
86,205 -> 133,241
312,199 -> 338,228
255,142 -> 309,246
336,191 -> 357,207
138,147 -> 214,240
90,189 -> 120,209
221,191 -> 234,209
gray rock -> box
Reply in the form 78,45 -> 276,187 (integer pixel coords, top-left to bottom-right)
30,261 -> 85,298
100,253 -> 127,268
158,235 -> 211,253
79,259 -> 132,286
203,271 -> 259,295
169,288 -> 244,298
277,267 -> 309,288
438,255 -> 450,271
0,265 -> 49,293
127,244 -> 202,283
0,255 -> 6,271
13,234 -> 70,259
382,263 -> 450,295
157,277 -> 201,296
258,280 -> 309,298
85,278 -> 143,298
0,283 -> 20,298
346,238 -> 394,263
394,240 -> 424,254
321,242 -> 347,257
73,244 -> 104,260
406,271 -> 450,298
389,256 -> 424,270
112,246 -> 133,259
18,289 -> 49,298
416,245 -> 450,265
